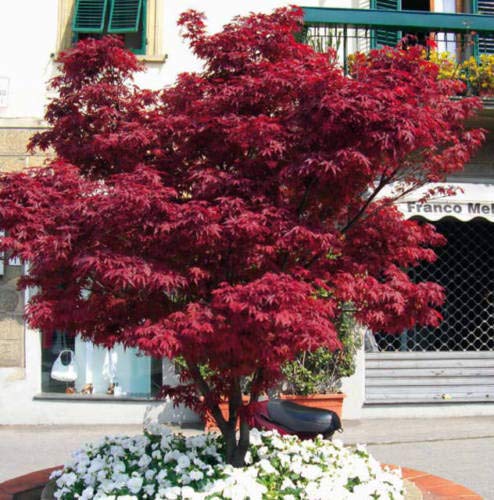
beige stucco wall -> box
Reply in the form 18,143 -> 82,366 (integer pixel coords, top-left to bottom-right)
0,120 -> 50,172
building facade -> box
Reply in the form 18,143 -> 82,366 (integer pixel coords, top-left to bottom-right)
0,0 -> 492,425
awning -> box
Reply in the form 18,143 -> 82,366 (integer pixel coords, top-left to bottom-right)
394,182 -> 494,222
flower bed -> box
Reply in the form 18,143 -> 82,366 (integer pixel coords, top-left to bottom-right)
49,426 -> 403,499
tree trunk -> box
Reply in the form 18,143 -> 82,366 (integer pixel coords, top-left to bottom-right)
223,417 -> 250,467
187,363 -> 252,467
220,383 -> 251,467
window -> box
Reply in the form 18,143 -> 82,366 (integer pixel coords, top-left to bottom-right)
56,0 -> 165,62
370,0 -> 494,58
475,0 -> 494,55
72,0 -> 145,55
42,332 -> 163,398
370,0 -> 432,49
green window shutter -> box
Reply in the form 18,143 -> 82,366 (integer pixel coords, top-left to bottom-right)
371,0 -> 402,48
478,0 -> 494,55
371,0 -> 401,9
108,0 -> 143,33
72,0 -> 109,33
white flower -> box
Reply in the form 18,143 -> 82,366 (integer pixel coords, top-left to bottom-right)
290,458 -> 303,475
109,445 -> 125,458
257,445 -> 269,458
59,472 -> 77,487
50,429 -> 403,499
49,469 -> 63,480
306,481 -> 328,499
301,464 -> 323,481
177,454 -> 191,469
53,486 -> 70,499
96,469 -> 108,482
143,483 -> 155,496
273,434 -> 288,449
258,458 -> 277,475
244,451 -> 253,465
110,472 -> 128,489
164,449 -> 182,463
189,469 -> 204,481
249,428 -> 263,446
88,457 -> 106,473
112,461 -> 126,473
99,479 -> 116,494
145,423 -> 170,436
180,485 -> 196,498
281,477 -> 296,490
80,486 -> 94,499
137,454 -> 152,468
204,466 -> 215,476
83,472 -> 96,486
144,469 -> 156,481
192,457 -> 206,468
159,486 -> 181,499
127,475 -> 143,494
187,434 -> 208,448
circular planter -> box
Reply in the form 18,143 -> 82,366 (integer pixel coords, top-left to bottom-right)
401,466 -> 482,499
0,466 -> 59,500
0,465 -> 483,499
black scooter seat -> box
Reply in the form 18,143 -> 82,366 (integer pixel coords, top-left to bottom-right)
267,399 -> 342,435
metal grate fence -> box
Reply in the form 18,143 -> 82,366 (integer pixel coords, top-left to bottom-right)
375,218 -> 494,352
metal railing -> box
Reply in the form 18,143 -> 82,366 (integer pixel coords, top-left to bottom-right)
302,8 -> 494,74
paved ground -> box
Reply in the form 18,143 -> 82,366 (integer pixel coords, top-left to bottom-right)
340,417 -> 494,499
1,417 -> 493,498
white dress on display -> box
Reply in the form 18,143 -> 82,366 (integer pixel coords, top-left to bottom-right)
75,338 -> 151,396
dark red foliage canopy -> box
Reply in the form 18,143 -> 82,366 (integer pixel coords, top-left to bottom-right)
0,8 -> 483,458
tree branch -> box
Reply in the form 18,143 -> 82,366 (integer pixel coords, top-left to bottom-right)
304,173 -> 389,270
187,361 -> 228,433
296,177 -> 317,218
249,368 -> 264,403
229,378 -> 243,427
340,173 -> 389,234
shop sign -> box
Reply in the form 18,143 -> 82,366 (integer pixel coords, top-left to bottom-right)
400,201 -> 494,220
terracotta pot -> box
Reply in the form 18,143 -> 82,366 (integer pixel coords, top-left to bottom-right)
203,396 -> 250,432
279,393 -> 345,419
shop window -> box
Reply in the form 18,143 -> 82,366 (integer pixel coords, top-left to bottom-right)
42,331 -> 163,398
56,0 -> 165,62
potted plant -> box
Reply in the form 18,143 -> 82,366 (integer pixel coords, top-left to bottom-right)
278,309 -> 361,418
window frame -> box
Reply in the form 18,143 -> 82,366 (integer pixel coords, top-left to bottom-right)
72,0 -> 147,56
56,0 -> 165,62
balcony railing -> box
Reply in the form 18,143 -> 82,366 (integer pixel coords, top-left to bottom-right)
302,7 -> 494,94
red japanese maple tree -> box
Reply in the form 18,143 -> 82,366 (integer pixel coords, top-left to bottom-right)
0,8 -> 483,465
